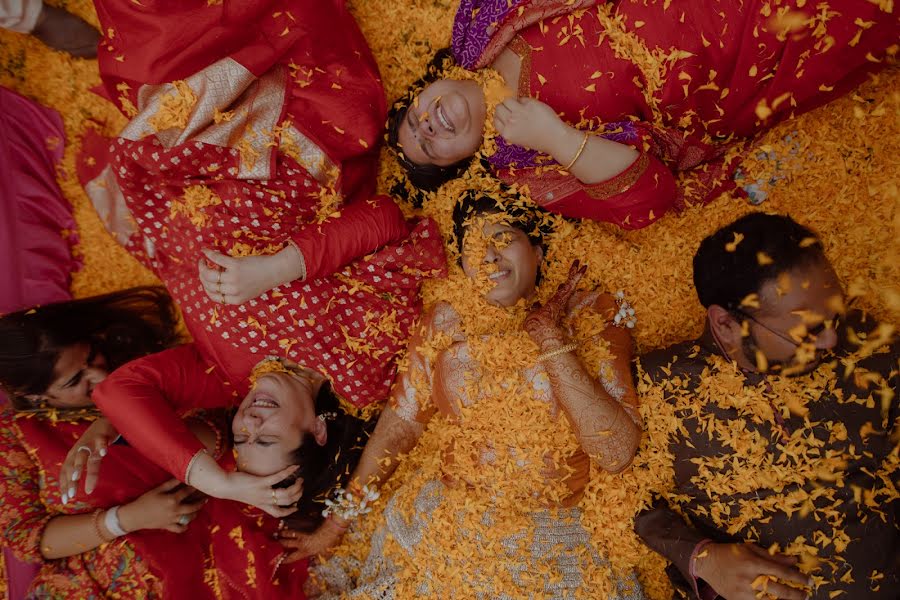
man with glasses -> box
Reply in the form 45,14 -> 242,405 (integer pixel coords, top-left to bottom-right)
634,213 -> 898,599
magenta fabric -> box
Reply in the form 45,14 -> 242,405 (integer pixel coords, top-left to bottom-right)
0,86 -> 77,597
0,87 -> 78,316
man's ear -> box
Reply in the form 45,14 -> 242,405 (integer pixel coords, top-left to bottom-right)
313,416 -> 328,446
708,305 -> 743,355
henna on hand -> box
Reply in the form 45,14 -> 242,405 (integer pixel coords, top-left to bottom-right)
525,261 -> 587,348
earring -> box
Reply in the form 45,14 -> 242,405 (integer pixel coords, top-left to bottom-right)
318,412 -> 338,422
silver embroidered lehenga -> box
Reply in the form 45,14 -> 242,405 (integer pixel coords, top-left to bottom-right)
307,294 -> 647,599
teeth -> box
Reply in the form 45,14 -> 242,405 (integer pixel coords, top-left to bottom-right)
252,397 -> 278,408
436,104 -> 454,132
488,270 -> 509,280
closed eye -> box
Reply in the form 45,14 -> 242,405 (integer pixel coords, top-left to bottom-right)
406,108 -> 437,160
63,371 -> 84,389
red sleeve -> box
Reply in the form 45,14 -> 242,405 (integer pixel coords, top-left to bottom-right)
502,152 -> 679,230
92,344 -> 230,481
290,195 -> 410,281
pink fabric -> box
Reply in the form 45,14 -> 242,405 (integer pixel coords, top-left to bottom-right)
0,86 -> 76,598
0,87 -> 77,316
4,547 -> 38,600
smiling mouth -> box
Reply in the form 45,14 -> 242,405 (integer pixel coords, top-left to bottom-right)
488,269 -> 510,281
435,101 -> 455,133
250,395 -> 279,409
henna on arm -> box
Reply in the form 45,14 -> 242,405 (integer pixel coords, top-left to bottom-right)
525,262 -> 641,472
539,333 -> 641,472
346,404 -> 426,492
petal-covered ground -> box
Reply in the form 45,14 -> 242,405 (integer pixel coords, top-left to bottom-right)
0,3 -> 897,595
1,0 -> 895,349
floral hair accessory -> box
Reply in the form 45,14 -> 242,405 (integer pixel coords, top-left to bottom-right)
613,291 -> 637,329
322,484 -> 380,522
248,356 -> 292,387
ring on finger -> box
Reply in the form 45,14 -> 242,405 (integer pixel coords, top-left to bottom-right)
177,514 -> 190,526
272,489 -> 278,506
76,445 -> 92,457
216,270 -> 222,285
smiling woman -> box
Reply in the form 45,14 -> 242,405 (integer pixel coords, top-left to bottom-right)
285,189 -> 644,597
91,348 -> 371,535
0,286 -> 181,413
387,0 -> 898,228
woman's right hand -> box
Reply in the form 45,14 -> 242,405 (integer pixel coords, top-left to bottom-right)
279,517 -> 348,563
493,97 -> 567,155
60,417 -> 118,502
118,479 -> 207,533
220,467 -> 304,518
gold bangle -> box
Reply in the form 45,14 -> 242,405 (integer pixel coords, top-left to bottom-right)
183,449 -> 207,487
563,132 -> 589,171
537,342 -> 578,363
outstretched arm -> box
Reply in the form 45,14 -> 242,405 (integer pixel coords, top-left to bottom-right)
280,308 -> 442,560
635,501 -> 809,600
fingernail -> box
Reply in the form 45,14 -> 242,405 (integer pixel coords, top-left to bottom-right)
68,486 -> 76,498
61,493 -> 68,504
72,471 -> 80,481
99,448 -> 107,457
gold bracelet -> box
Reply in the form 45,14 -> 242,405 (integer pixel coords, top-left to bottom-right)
537,342 -> 578,363
563,132 -> 589,171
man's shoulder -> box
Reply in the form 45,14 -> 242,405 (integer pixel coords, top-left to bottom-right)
637,340 -> 709,383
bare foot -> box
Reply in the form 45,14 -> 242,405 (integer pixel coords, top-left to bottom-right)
31,4 -> 100,59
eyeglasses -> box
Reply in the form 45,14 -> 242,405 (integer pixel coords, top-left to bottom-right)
730,308 -> 840,348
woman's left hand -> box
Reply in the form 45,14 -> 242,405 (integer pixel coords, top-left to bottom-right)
524,260 -> 587,347
493,97 -> 566,154
279,517 -> 348,563
59,417 -> 118,501
198,247 -> 303,305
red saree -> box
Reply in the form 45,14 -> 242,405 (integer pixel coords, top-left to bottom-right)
457,0 -> 898,228
79,0 -> 447,409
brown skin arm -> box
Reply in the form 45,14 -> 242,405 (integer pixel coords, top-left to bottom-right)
525,263 -> 642,472
280,312 -> 439,561
540,337 -> 641,472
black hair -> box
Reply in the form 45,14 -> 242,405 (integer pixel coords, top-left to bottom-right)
0,286 -> 182,410
386,48 -> 475,204
451,189 -> 554,285
275,382 -> 374,532
693,213 -> 826,311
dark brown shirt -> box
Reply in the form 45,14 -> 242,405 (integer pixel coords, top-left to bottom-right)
634,316 -> 899,599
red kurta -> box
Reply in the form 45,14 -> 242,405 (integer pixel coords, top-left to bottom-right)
79,0 -> 447,408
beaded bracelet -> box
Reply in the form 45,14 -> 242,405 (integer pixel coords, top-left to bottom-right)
92,509 -> 114,543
